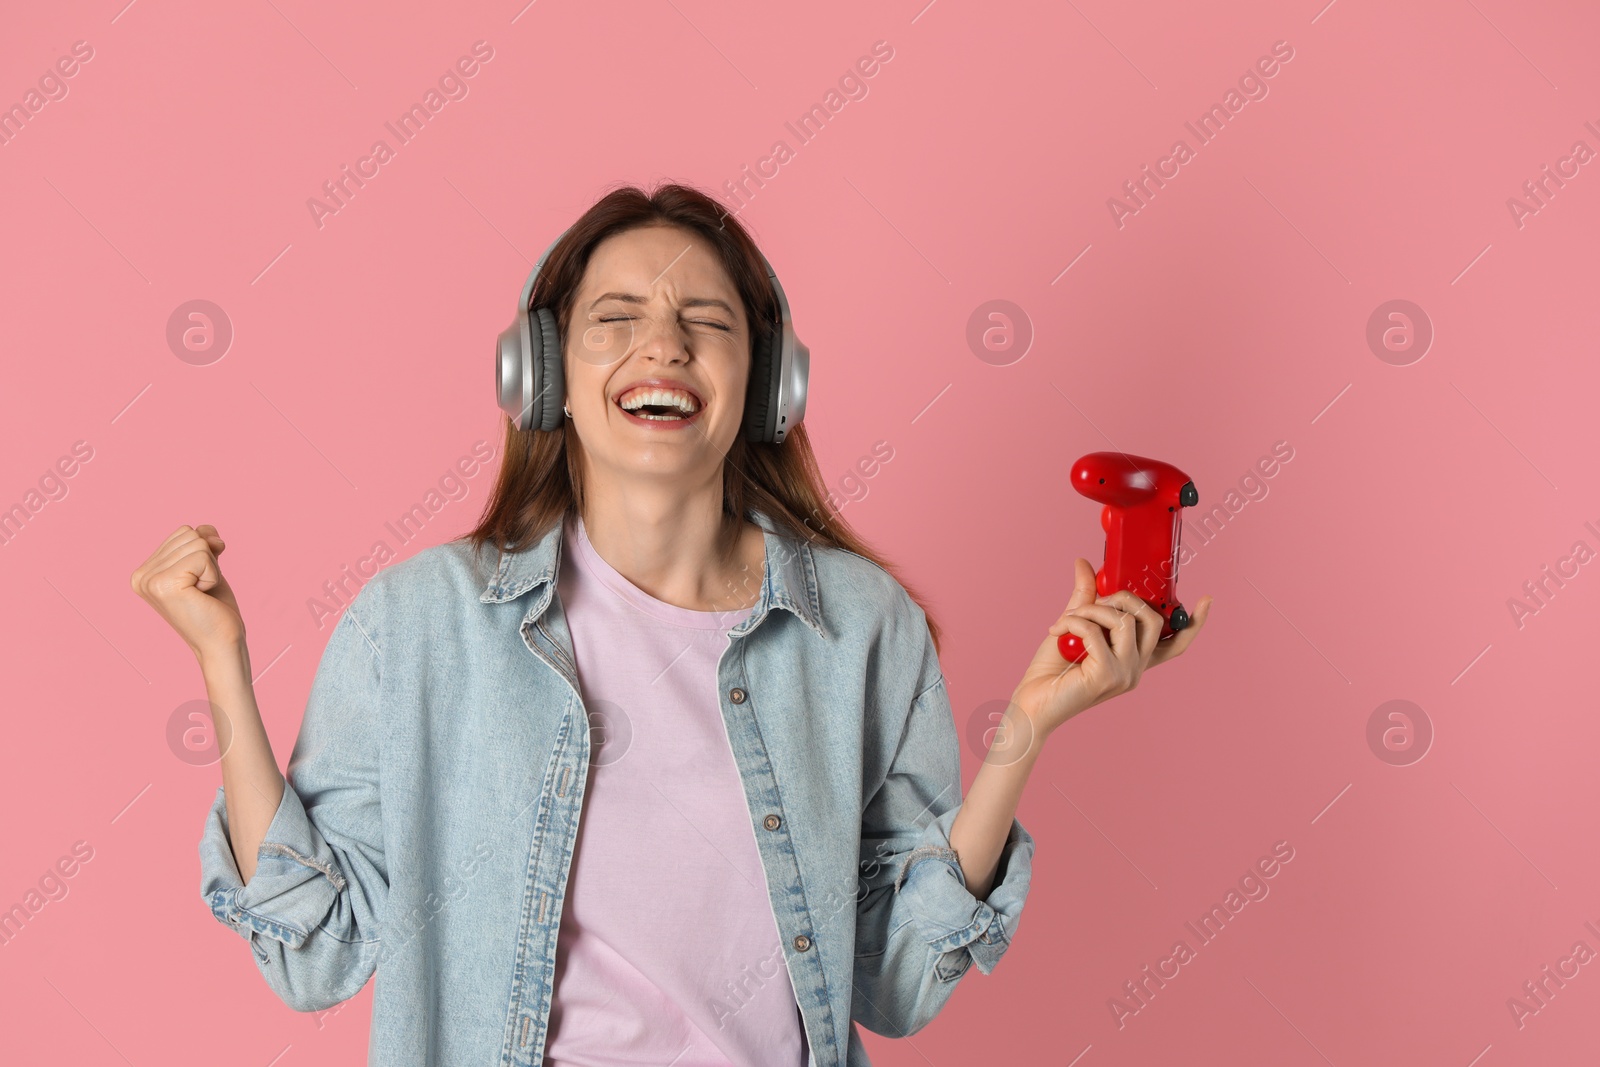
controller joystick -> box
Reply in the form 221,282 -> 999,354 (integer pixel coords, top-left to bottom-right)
1058,452 -> 1198,664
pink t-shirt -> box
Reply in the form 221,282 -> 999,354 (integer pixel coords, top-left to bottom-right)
544,512 -> 809,1066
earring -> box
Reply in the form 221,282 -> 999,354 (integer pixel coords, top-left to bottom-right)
563,401 -> 572,419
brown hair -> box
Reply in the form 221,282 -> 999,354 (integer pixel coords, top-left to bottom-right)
459,181 -> 942,654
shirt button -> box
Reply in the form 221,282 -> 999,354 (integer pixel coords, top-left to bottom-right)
730,688 -> 747,704
793,934 -> 811,952
763,814 -> 781,831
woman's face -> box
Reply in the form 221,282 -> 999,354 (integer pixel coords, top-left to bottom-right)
563,223 -> 752,484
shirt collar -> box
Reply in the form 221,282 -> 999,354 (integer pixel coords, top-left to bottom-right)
477,508 -> 827,639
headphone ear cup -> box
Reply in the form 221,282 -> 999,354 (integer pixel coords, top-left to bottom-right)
531,307 -> 565,432
743,321 -> 780,443
496,316 -> 530,431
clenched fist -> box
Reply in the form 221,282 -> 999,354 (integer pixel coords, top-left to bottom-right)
130,524 -> 245,662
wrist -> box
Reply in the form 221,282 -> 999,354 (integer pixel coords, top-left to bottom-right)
1012,688 -> 1062,737
984,698 -> 1050,769
197,638 -> 251,679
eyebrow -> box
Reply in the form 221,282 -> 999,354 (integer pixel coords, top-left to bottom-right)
587,292 -> 737,316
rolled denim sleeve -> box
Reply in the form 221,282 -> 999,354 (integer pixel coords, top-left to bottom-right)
198,596 -> 388,1012
851,665 -> 1035,1037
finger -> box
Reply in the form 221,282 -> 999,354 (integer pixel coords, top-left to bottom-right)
150,524 -> 225,574
1097,602 -> 1142,672
1149,595 -> 1213,666
1057,612 -> 1113,665
136,526 -> 195,580
1059,602 -> 1127,632
1149,625 -> 1197,666
1049,606 -> 1131,670
157,523 -> 197,549
195,523 -> 226,553
137,530 -> 205,591
1049,600 -> 1129,639
144,545 -> 202,599
151,524 -> 213,559
1097,591 -> 1164,660
172,547 -> 223,594
146,532 -> 213,578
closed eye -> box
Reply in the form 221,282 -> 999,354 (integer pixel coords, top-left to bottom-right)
597,315 -> 731,331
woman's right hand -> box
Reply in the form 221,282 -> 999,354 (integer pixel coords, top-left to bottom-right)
131,523 -> 245,662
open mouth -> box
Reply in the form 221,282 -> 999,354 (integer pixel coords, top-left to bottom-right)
615,387 -> 703,424
623,403 -> 692,421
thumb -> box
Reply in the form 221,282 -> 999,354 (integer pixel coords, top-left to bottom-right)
195,523 -> 226,556
1048,558 -> 1099,635
187,548 -> 223,594
1067,557 -> 1099,609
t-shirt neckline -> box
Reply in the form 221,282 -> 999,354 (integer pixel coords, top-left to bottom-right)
567,512 -> 757,631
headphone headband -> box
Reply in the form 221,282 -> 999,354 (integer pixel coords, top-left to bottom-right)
518,227 -> 567,313
519,226 -> 793,325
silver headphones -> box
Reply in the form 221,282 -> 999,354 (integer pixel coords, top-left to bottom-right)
495,226 -> 810,445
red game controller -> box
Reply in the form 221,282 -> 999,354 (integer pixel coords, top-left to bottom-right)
1058,452 -> 1199,664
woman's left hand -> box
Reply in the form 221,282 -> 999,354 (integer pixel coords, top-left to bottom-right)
1010,557 -> 1213,741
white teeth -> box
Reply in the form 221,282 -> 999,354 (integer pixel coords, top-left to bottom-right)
617,387 -> 700,417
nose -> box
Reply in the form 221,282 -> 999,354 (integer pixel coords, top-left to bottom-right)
631,310 -> 691,365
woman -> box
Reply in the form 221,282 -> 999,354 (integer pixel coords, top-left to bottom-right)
131,182 -> 1211,1066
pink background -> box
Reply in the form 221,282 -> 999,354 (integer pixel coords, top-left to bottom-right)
3,0 -> 1598,1063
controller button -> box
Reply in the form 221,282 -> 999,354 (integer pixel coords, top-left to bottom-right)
1179,481 -> 1199,507
1170,605 -> 1190,631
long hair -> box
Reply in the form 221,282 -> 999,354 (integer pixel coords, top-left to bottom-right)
459,181 -> 942,655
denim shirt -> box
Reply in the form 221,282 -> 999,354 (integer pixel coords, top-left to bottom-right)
198,508 -> 1035,1066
